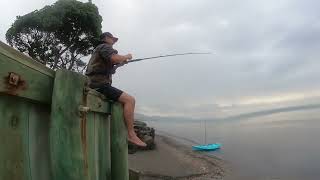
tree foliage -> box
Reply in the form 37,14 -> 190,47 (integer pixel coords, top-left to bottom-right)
6,0 -> 102,72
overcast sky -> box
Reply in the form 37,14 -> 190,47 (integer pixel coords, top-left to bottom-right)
1,0 -> 320,118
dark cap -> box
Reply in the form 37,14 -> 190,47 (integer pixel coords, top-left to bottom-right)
100,32 -> 118,42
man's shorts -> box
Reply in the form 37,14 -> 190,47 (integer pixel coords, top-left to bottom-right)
91,84 -> 123,101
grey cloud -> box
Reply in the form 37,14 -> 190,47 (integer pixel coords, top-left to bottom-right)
1,0 -> 320,118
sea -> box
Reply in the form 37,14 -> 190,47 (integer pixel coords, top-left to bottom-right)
143,105 -> 320,180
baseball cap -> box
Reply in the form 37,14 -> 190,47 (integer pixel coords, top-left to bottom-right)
100,32 -> 118,42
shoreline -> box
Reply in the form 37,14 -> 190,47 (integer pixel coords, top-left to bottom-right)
128,134 -> 227,180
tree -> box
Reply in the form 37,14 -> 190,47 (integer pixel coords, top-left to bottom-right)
6,0 -> 102,72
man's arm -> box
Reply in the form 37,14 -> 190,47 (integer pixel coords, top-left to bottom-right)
111,54 -> 132,64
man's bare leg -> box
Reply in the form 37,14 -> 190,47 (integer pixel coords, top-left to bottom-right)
118,92 -> 146,147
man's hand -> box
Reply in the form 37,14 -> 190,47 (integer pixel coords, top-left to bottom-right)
122,54 -> 132,64
111,53 -> 132,74
125,53 -> 133,61
111,53 -> 132,64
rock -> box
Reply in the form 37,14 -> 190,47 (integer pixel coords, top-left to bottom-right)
129,120 -> 156,153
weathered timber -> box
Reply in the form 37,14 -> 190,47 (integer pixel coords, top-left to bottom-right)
0,41 -> 53,180
0,41 -> 54,76
50,70 -> 118,180
111,103 -> 129,180
50,69 -> 88,180
0,41 -> 132,180
86,88 -> 111,114
0,95 -> 52,180
0,42 -> 54,104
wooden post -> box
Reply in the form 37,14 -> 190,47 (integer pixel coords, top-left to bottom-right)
111,103 -> 129,180
50,69 -> 88,180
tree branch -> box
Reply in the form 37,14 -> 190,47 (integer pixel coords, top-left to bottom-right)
68,52 -> 76,70
53,44 -> 71,69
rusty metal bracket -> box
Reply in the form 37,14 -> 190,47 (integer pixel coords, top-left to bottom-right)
8,72 -> 20,86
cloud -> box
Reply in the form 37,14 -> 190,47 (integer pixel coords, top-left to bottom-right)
1,0 -> 320,118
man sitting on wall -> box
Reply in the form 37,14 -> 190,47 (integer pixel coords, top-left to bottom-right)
86,32 -> 146,147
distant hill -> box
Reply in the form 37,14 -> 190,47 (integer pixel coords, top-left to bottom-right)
136,103 -> 320,122
220,103 -> 320,121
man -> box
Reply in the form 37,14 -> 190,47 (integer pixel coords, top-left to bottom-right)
86,32 -> 146,147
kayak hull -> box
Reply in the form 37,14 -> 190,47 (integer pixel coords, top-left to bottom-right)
192,143 -> 221,151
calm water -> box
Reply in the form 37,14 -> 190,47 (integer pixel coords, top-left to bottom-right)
146,108 -> 320,180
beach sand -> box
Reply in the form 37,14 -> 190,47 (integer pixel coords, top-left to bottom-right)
128,135 -> 226,180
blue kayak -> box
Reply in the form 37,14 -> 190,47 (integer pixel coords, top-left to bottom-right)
192,143 -> 221,151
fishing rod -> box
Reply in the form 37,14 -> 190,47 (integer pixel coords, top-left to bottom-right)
113,52 -> 212,69
128,52 -> 212,63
